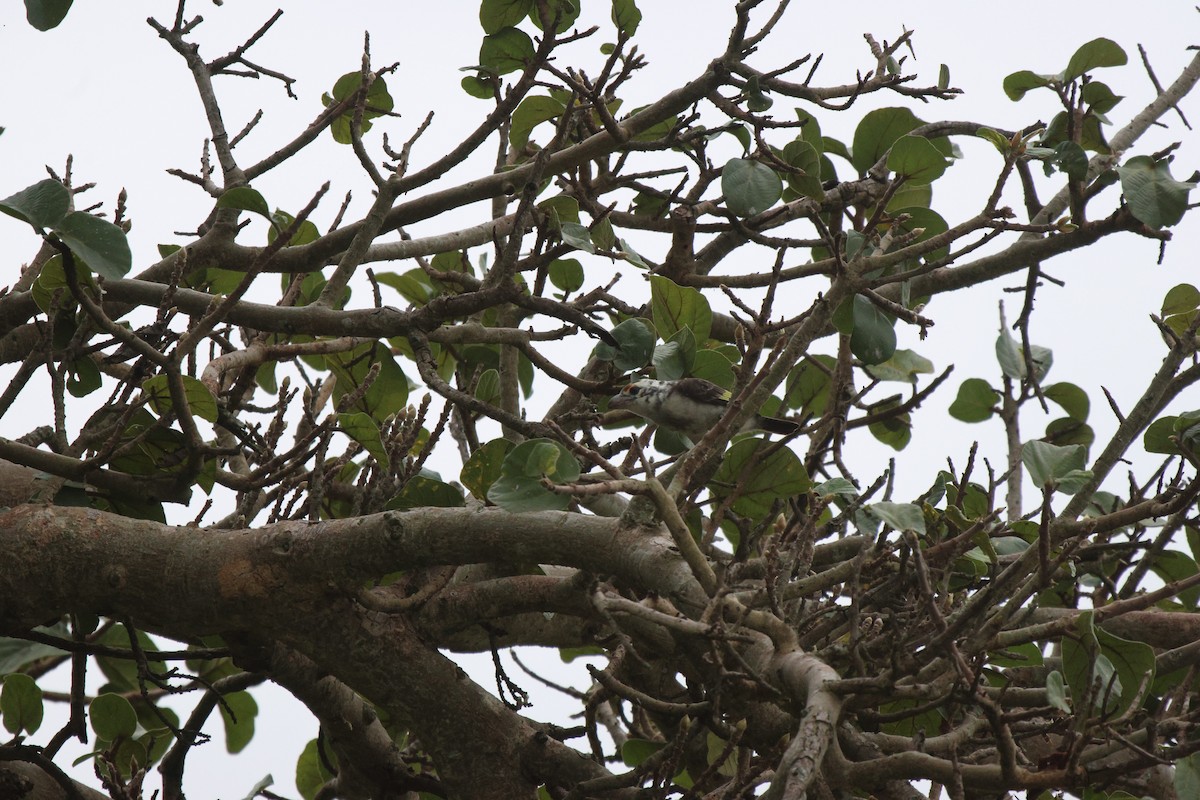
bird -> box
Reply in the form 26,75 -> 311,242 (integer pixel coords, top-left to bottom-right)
609,377 -> 799,442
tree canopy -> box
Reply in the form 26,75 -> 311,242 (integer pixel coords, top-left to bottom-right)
2,2 -> 1200,799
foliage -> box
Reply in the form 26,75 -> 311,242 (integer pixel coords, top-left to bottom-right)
1,3 -> 1199,800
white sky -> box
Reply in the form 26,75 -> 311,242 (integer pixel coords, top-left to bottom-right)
2,2 -> 1199,797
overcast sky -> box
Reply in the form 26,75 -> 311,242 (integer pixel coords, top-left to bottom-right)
3,2 -> 1198,796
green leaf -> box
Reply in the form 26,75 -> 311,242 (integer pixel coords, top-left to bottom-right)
1177,753 -> 1200,799
865,349 -> 934,383
652,327 -> 696,382
219,691 -> 258,754
995,327 -> 1052,381
461,438 -> 515,500
1045,670 -> 1071,713
480,0 -> 534,34
386,474 -> 466,511
326,342 -> 410,423
783,355 -> 834,415
1116,155 -> 1196,228
690,348 -> 736,389
851,107 -> 923,173
1050,142 -> 1089,182
1063,611 -> 1153,717
487,439 -> 580,512
844,295 -> 896,365
461,74 -> 496,99
479,27 -> 535,75
1148,550 -> 1200,609
886,135 -> 947,184
649,275 -> 712,343
1162,283 -> 1200,316
66,356 -> 102,398
593,318 -> 656,372
0,627 -> 68,674
90,693 -> 138,741
1063,38 -> 1127,82
511,95 -> 565,149
1022,440 -> 1088,491
323,72 -> 395,144
1002,70 -> 1054,101
24,0 -> 73,30
1080,80 -> 1123,114
142,374 -> 220,424
474,368 -> 502,406
779,137 -> 824,200
868,403 -> 912,451
216,186 -> 272,218
621,738 -> 663,767
530,0 -> 580,32
976,126 -> 1012,154
721,158 -> 782,217
1,673 -> 44,735
867,502 -> 925,535
338,412 -> 390,469
889,206 -> 950,261
610,0 -> 641,36
295,738 -> 336,800
1044,382 -> 1089,422
560,222 -> 595,253
710,438 -> 810,519
55,212 -> 132,280
0,178 -> 68,229
1044,418 -> 1094,450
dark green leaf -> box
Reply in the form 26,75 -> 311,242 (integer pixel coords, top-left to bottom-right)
868,403 -> 912,451
216,187 -> 271,218
479,27 -> 535,76
1051,142 -> 1089,182
1003,70 -> 1054,101
868,502 -> 925,535
710,438 -> 810,518
338,412 -> 390,469
142,374 -> 220,424
593,318 -> 655,372
1063,38 -> 1127,82
326,343 -> 410,423
1081,81 -> 1123,114
0,178 -> 68,229
323,72 -> 394,144
24,0 -> 73,30
690,348 -> 736,389
889,206 -> 950,261
386,474 -> 465,511
779,137 -> 824,200
621,738 -> 663,767
783,355 -> 835,415
296,738 -> 336,800
510,95 -> 565,149
461,74 -> 496,99
487,439 -> 580,512
461,438 -> 515,500
219,691 -> 258,754
650,275 -> 712,343
480,0 -> 534,34
721,158 -> 782,217
845,295 -> 896,365
55,212 -> 131,280
66,356 -> 102,397
1044,382 -> 1090,421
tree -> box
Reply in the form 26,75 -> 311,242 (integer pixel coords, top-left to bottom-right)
2,1 -> 1199,798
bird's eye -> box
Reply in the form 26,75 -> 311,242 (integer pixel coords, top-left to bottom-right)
624,385 -> 640,396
